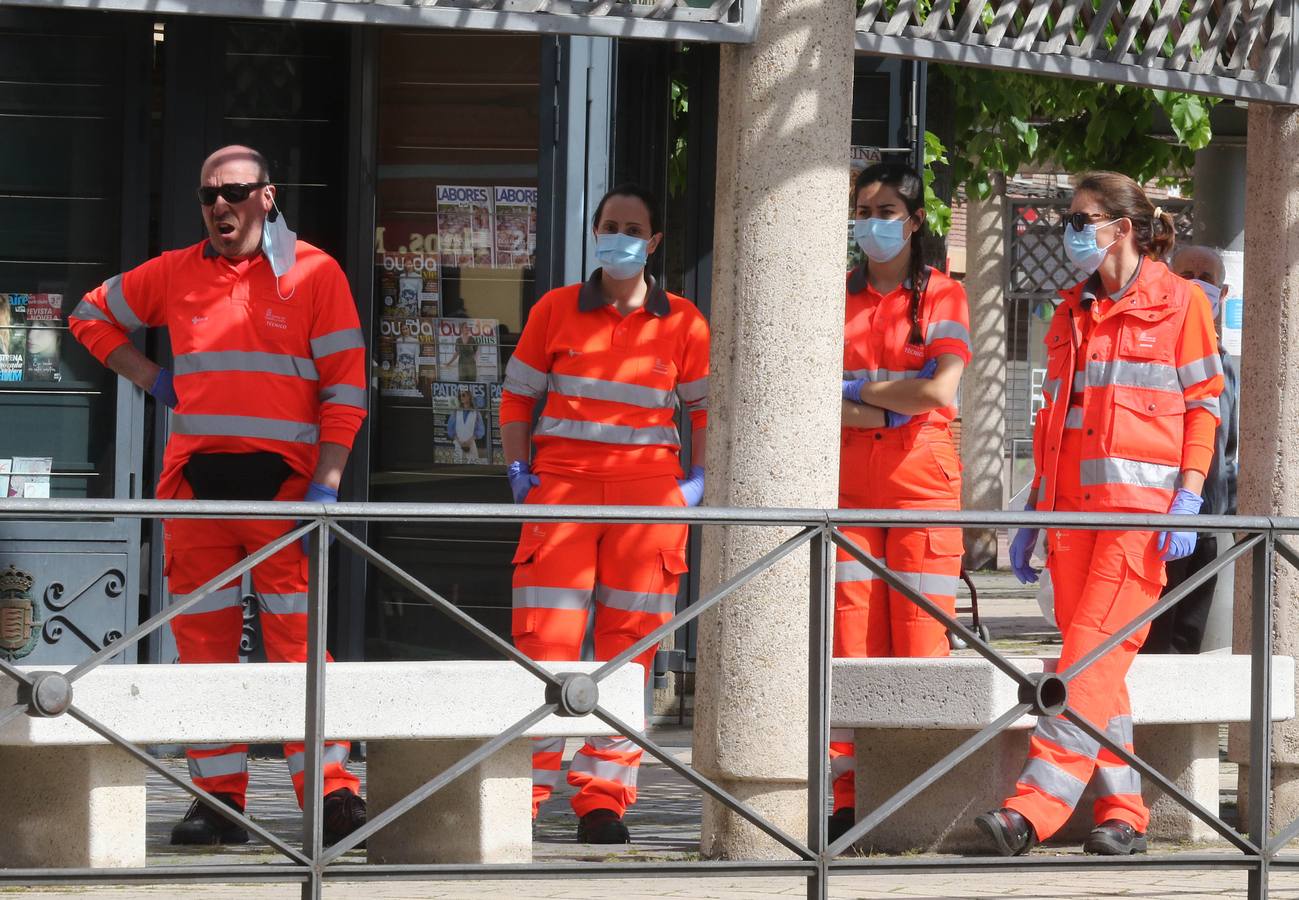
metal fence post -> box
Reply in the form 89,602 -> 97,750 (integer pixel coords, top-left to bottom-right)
1249,530 -> 1275,900
302,520 -> 330,900
807,525 -> 833,900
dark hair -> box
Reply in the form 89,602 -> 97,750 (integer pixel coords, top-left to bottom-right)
592,183 -> 661,235
1074,171 -> 1176,260
853,163 -> 928,344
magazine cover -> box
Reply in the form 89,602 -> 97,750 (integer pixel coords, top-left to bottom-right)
435,317 -> 499,384
377,318 -> 422,398
25,327 -> 60,382
436,185 -> 494,269
489,382 -> 505,465
0,458 -> 9,500
377,252 -> 439,318
402,317 -> 440,400
0,294 -> 29,382
10,456 -> 52,498
493,186 -> 538,269
431,382 -> 490,465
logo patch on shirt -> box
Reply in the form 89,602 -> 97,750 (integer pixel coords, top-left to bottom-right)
263,308 -> 289,331
904,343 -> 924,358
191,315 -> 208,326
653,358 -> 670,375
1136,331 -> 1158,349
567,348 -> 582,358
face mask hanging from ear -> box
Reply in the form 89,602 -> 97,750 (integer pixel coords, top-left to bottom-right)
262,202 -> 298,279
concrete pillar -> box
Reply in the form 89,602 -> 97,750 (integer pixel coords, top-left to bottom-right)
692,0 -> 854,859
959,175 -> 1009,570
1229,103 -> 1299,824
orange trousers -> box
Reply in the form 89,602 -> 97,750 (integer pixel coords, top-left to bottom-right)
1002,446 -> 1164,839
512,472 -> 687,818
831,424 -> 963,811
164,474 -> 359,809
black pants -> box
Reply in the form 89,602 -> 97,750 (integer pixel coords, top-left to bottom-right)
1142,534 -> 1220,655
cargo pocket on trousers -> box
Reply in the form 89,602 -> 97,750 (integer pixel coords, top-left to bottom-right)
657,547 -> 689,609
1097,538 -> 1165,638
925,527 -> 965,562
510,530 -> 549,638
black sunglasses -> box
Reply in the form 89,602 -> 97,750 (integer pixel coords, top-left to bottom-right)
1061,211 -> 1114,232
197,182 -> 269,206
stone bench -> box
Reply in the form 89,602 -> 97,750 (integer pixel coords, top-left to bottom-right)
0,660 -> 643,869
831,655 -> 1295,852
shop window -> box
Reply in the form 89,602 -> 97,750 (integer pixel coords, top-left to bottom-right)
367,31 -> 542,660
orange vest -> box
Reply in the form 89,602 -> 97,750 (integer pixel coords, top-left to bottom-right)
499,271 -> 709,481
1033,259 -> 1223,513
69,241 -> 367,499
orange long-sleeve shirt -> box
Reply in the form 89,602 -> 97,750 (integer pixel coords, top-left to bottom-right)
500,271 -> 709,481
69,240 -> 366,499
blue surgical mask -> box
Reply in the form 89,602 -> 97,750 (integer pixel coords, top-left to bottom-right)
1192,279 -> 1222,317
595,233 -> 649,280
853,216 -> 911,264
1063,220 -> 1118,275
262,203 -> 297,279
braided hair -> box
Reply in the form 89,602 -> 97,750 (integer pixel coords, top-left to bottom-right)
853,163 -> 929,344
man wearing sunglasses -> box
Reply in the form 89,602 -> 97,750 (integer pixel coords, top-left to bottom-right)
69,145 -> 368,847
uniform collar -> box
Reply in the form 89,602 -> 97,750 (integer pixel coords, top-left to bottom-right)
579,269 -> 670,317
1079,257 -> 1156,311
846,264 -> 930,296
202,240 -> 264,267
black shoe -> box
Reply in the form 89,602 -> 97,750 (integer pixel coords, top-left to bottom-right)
322,788 -> 367,847
974,808 -> 1036,856
170,793 -> 250,846
828,807 -> 855,844
577,808 -> 630,844
1083,819 -> 1148,855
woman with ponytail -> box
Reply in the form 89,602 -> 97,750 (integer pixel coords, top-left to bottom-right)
831,163 -> 972,840
976,172 -> 1223,858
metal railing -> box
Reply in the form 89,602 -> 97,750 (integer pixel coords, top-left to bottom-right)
0,498 -> 1294,899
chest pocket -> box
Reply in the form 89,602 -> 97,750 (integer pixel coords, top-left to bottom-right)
249,276 -> 309,350
1116,307 -> 1178,363
1104,386 -> 1185,468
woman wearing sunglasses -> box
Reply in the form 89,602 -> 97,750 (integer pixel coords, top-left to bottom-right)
831,163 -> 971,841
976,172 -> 1224,857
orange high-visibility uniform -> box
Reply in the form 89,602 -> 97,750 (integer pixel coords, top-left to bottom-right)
69,240 -> 367,808
1002,259 -> 1223,840
501,270 -> 708,819
831,264 -> 971,812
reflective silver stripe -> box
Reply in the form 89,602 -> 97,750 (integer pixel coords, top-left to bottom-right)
1018,758 -> 1088,806
259,592 -> 309,616
171,414 -> 319,444
320,383 -> 367,410
835,560 -> 879,584
548,373 -> 675,409
1095,765 -> 1142,797
531,736 -> 565,755
512,586 -> 591,611
286,743 -> 350,776
1064,407 -> 1084,430
594,584 -> 677,616
676,377 -> 709,404
830,728 -> 855,743
1086,359 -> 1179,393
70,298 -> 111,323
585,735 -> 635,753
174,350 -> 318,380
189,751 -> 248,780
892,570 -> 961,599
831,755 -> 856,778
172,586 -> 243,616
1187,397 -> 1221,416
1177,353 -> 1224,386
845,368 -> 921,382
310,328 -> 365,358
1042,378 -> 1060,400
1106,714 -> 1134,746
570,755 -> 639,787
533,417 -> 679,447
104,274 -> 144,331
533,767 -> 563,788
925,320 -> 971,347
1080,457 -> 1179,490
1034,716 -> 1100,759
503,357 -> 548,397
1073,371 -> 1086,393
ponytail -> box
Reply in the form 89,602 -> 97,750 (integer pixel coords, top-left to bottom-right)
1149,206 -> 1177,260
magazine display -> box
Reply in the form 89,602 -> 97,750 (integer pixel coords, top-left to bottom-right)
489,383 -> 505,465
493,186 -> 538,269
8,456 -> 52,498
25,292 -> 62,382
377,252 -> 440,319
435,318 -> 499,384
0,294 -> 29,382
377,317 -> 422,398
436,185 -> 494,269
431,382 -> 490,465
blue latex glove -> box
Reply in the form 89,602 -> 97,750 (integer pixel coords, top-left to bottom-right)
842,378 -> 866,404
677,465 -> 705,507
299,481 -> 338,554
1009,498 -> 1040,585
507,460 -> 541,504
1158,488 -> 1204,561
884,359 -> 939,428
149,367 -> 178,409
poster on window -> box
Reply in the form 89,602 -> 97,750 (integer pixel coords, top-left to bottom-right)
436,317 -> 499,384
436,185 -> 494,269
493,186 -> 537,269
432,382 -> 490,465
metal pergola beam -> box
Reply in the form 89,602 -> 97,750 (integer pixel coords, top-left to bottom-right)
1,0 -> 760,42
